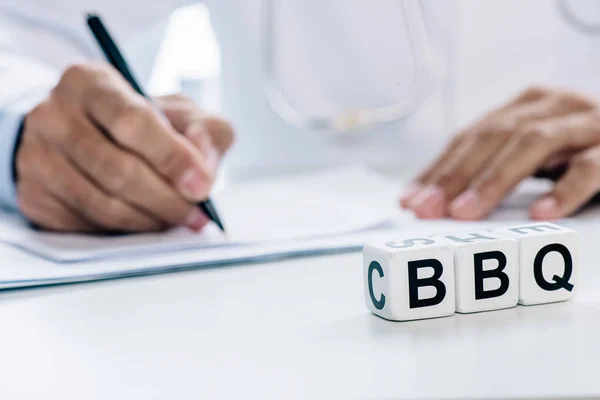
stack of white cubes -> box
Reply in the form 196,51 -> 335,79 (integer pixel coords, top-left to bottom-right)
363,222 -> 579,321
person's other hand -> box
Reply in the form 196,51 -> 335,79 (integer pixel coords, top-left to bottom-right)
16,62 -> 234,232
400,86 -> 600,220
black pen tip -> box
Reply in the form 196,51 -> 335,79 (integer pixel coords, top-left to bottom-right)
215,219 -> 226,233
199,200 -> 226,233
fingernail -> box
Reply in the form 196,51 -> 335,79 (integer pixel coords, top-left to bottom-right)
204,146 -> 220,176
450,189 -> 481,219
184,208 -> 209,231
531,197 -> 559,219
399,183 -> 422,208
409,185 -> 445,219
179,168 -> 209,200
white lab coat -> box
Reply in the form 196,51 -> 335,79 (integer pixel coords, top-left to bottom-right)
0,0 -> 598,206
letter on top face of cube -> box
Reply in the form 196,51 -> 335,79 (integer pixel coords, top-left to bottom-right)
437,231 -> 519,314
492,223 -> 579,306
363,237 -> 455,321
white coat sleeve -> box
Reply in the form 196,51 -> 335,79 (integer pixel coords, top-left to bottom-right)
0,9 -> 81,211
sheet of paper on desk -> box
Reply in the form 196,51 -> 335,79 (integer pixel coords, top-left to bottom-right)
0,166 -> 403,263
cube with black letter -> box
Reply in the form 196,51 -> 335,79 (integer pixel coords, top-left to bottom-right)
363,237 -> 455,321
493,222 -> 579,306
438,231 -> 519,313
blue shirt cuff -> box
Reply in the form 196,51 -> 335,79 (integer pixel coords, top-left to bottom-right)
0,109 -> 25,211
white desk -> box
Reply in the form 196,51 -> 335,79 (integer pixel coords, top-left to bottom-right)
0,220 -> 599,400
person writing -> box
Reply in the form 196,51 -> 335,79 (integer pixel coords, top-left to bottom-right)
1,0 -> 599,233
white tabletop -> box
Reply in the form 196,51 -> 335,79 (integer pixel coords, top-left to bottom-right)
0,218 -> 599,399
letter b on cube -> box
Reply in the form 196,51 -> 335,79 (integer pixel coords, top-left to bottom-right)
439,232 -> 519,313
363,237 -> 455,321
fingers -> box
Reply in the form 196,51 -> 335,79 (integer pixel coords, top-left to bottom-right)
17,138 -> 165,232
404,95 -> 579,218
24,95 -> 210,232
402,85 -> 598,220
531,147 -> 600,219
399,135 -> 463,207
450,112 -> 600,220
56,117 -> 208,230
62,65 -> 212,202
155,94 -> 235,179
407,86 -> 551,190
18,182 -> 97,232
17,62 -> 229,233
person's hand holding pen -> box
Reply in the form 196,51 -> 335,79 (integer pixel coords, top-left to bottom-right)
15,62 -> 234,232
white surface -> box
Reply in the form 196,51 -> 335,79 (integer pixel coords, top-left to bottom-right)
1,217 -> 600,399
494,223 -> 579,306
364,237 -> 456,321
441,231 -> 518,314
1,176 -> 599,398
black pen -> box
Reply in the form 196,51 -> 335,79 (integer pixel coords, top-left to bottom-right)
86,13 -> 226,232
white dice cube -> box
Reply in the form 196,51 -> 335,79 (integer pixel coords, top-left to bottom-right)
493,223 -> 579,306
363,237 -> 456,321
438,231 -> 519,314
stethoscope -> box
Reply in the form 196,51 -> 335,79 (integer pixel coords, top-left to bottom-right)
264,0 -> 600,133
264,0 -> 433,132
557,0 -> 600,35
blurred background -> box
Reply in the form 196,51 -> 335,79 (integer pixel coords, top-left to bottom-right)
148,4 -> 222,113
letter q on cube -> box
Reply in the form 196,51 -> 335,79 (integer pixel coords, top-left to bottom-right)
493,223 -> 579,306
363,222 -> 579,321
363,237 -> 456,321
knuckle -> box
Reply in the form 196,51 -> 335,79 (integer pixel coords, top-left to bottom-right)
112,102 -> 151,145
559,90 -> 595,110
61,61 -> 109,84
61,62 -> 93,84
436,168 -> 470,193
204,117 -> 235,149
26,99 -> 72,144
478,122 -> 514,142
518,85 -> 551,102
157,142 -> 196,177
58,62 -> 105,96
517,124 -> 552,147
104,158 -> 139,194
450,132 -> 467,144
